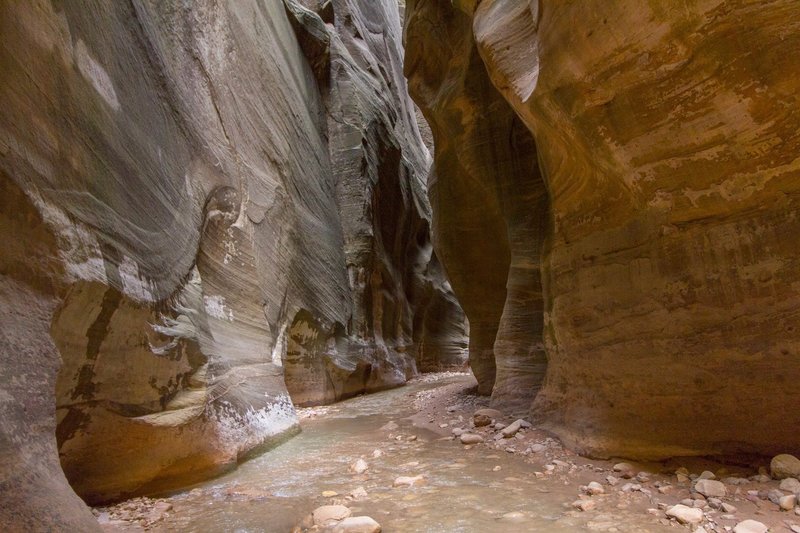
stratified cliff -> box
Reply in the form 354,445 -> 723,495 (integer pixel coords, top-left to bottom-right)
0,0 -> 465,529
406,0 -> 800,458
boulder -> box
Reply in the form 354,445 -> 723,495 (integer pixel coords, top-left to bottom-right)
772,454 -> 800,480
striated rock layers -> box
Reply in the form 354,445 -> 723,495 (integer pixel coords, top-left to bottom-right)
0,0 -> 465,528
406,0 -> 800,459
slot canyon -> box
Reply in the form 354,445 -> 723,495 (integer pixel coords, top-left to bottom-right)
1,1 -> 799,532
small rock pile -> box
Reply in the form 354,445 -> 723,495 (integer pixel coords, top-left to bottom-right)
293,505 -> 381,533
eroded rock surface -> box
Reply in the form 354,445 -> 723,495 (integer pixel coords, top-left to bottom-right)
405,0 -> 800,457
0,0 -> 465,528
404,1 -> 547,415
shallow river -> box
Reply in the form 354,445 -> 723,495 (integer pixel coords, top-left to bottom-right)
121,374 -> 672,533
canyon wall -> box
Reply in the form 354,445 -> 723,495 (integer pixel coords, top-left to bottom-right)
0,0 -> 465,529
406,0 -> 800,459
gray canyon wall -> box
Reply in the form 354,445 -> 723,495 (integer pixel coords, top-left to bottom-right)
405,0 -> 800,461
0,0 -> 466,530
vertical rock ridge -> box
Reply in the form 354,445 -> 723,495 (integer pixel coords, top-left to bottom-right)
404,0 -> 549,413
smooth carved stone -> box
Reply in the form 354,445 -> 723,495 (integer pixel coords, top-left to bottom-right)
406,0 -> 800,460
0,0 -> 467,528
404,0 -> 547,411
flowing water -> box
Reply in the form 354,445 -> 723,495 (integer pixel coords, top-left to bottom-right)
108,374 -> 673,532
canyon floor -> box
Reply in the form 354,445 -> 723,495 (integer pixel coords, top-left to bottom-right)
93,374 -> 800,533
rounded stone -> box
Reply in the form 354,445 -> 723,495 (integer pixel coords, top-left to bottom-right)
772,454 -> 800,480
313,505 -> 352,527
665,504 -> 703,525
732,519 -> 768,533
332,516 -> 381,533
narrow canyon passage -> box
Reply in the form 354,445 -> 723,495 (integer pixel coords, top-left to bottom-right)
3,1 -> 800,532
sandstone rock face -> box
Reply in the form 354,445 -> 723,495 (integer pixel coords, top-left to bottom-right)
404,1 -> 547,415
406,1 -> 800,457
0,0 -> 464,528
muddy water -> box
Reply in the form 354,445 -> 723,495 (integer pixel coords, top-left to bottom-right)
121,375 -> 672,532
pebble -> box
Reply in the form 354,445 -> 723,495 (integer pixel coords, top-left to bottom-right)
372,449 -> 383,458
721,502 -> 737,513
350,487 -> 368,500
312,505 -> 352,527
393,475 -> 424,488
572,499 -> 597,512
499,511 -> 526,523
452,428 -> 465,436
493,466 -> 502,472
732,519 -> 768,533
323,491 -> 338,497
473,409 -> 503,427
351,459 -> 368,475
331,516 -> 381,533
460,433 -> 484,445
781,477 -> 800,493
780,494 -> 797,511
791,526 -> 800,533
694,479 -> 727,497
768,488 -> 785,505
722,477 -> 749,485
699,471 -> 716,480
665,504 -> 704,525
585,481 -> 605,495
606,475 -> 619,486
501,419 -> 526,438
529,444 -> 546,453
613,462 -> 634,474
